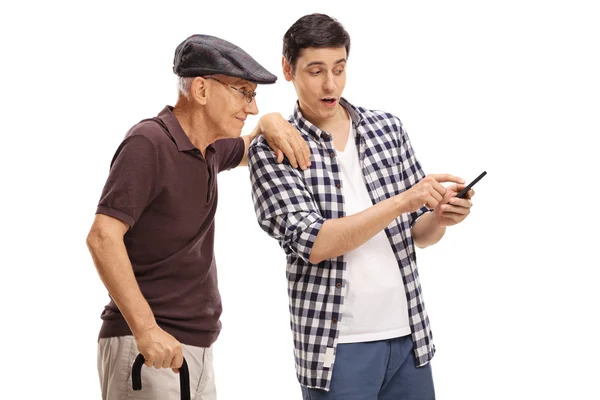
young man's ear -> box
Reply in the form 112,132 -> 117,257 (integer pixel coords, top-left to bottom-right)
191,77 -> 208,105
282,57 -> 294,81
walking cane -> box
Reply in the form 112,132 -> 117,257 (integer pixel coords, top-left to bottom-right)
131,353 -> 191,400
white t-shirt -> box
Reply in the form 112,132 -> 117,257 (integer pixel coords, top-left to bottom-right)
335,123 -> 411,344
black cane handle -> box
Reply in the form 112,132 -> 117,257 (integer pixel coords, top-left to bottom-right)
131,353 -> 190,400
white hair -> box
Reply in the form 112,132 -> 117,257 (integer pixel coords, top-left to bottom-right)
177,76 -> 194,97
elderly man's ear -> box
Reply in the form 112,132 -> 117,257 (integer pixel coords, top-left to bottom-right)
190,77 -> 208,105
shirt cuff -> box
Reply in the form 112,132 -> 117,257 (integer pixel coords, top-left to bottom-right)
295,214 -> 325,262
96,205 -> 136,229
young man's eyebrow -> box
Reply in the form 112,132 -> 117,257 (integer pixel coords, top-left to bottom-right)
305,59 -> 347,68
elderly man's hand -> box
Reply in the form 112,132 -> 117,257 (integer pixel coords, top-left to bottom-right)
134,324 -> 183,374
255,113 -> 311,170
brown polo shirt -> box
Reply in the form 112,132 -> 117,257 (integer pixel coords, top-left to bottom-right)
96,105 -> 245,348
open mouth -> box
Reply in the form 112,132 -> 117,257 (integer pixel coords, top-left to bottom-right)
321,97 -> 338,107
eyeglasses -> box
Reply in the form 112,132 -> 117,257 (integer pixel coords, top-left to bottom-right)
206,77 -> 257,103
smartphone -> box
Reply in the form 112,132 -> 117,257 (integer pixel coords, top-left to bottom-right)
455,171 -> 487,199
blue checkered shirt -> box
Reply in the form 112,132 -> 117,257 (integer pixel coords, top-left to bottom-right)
248,98 -> 436,391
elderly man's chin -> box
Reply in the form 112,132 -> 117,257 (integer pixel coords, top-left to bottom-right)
221,127 -> 243,139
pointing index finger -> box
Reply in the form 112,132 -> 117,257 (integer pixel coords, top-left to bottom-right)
428,174 -> 465,184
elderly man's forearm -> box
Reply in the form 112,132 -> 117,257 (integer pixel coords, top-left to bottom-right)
86,233 -> 157,336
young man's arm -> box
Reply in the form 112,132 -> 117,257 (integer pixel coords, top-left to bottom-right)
411,212 -> 446,248
411,185 -> 475,248
308,174 -> 463,263
248,137 -> 461,264
392,122 -> 474,248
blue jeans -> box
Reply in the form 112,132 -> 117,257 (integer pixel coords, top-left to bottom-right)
301,336 -> 435,400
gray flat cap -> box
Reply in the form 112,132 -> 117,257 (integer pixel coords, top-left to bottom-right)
173,34 -> 277,84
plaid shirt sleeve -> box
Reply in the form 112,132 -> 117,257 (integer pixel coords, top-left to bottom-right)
395,120 -> 431,227
248,138 -> 325,263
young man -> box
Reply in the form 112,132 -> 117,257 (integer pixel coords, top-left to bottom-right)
248,14 -> 476,399
87,34 -> 309,400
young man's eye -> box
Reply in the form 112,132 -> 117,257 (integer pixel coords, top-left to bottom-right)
309,70 -> 322,76
334,69 -> 345,75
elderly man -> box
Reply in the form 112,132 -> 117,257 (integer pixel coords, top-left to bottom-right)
86,34 -> 309,400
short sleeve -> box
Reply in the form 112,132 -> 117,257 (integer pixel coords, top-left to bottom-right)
96,135 -> 159,228
213,137 -> 245,172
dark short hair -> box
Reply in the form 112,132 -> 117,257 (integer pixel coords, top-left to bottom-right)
282,13 -> 351,73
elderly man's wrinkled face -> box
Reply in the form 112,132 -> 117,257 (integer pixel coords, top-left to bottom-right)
205,75 -> 259,138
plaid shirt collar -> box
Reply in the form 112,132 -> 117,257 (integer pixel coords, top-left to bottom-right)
289,97 -> 363,141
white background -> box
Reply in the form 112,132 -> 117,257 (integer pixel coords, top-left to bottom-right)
1,0 -> 599,399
